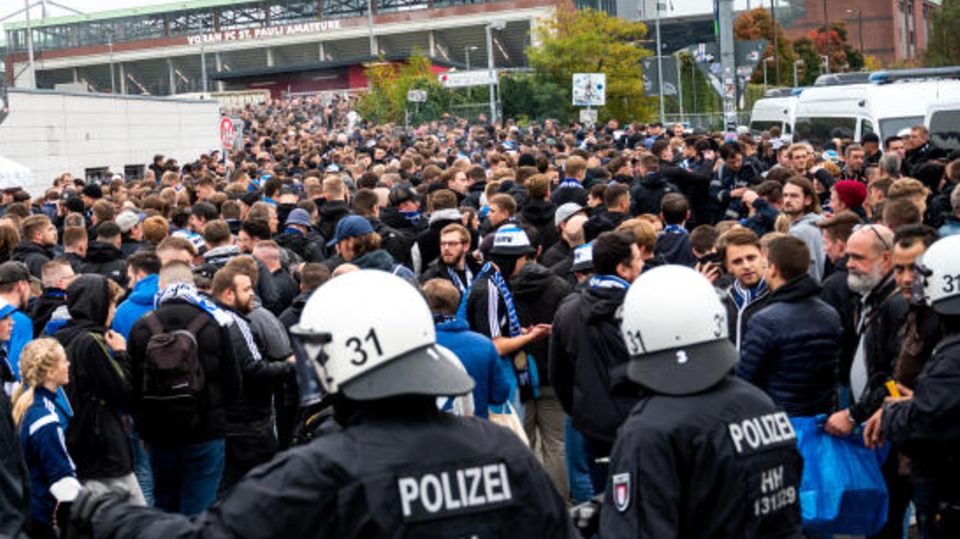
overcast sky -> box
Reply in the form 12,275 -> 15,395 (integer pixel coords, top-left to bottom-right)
3,0 -> 173,23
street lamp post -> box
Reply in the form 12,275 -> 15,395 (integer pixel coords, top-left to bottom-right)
655,0 -> 665,125
793,59 -> 804,88
367,0 -> 376,56
762,57 -> 774,91
846,8 -> 864,56
486,21 -> 505,126
465,45 -> 478,101
107,35 -> 116,94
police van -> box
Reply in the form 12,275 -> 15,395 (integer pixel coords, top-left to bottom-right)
792,67 -> 960,146
927,99 -> 960,153
749,89 -> 797,136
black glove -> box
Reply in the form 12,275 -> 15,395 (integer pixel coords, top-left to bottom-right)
66,487 -> 128,539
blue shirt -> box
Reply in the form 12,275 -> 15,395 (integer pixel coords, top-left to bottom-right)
436,318 -> 510,419
7,310 -> 32,381
112,274 -> 159,339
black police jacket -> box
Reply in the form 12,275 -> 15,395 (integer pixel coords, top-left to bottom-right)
93,403 -> 577,538
885,334 -> 960,493
600,376 -> 803,538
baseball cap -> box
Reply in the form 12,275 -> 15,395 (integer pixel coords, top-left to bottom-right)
490,226 -> 536,256
571,242 -> 594,273
555,202 -> 586,227
0,262 -> 31,286
327,215 -> 374,247
285,208 -> 313,228
116,210 -> 145,233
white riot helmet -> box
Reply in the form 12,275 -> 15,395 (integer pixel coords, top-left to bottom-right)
290,270 -> 474,401
620,265 -> 737,395
918,235 -> 960,316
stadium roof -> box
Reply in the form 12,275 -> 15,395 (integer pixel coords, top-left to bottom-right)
211,54 -> 465,80
4,0 -> 256,31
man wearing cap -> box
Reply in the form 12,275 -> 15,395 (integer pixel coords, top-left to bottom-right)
72,271 -> 576,538
0,262 -> 36,387
550,231 -> 644,495
599,265 -> 802,537
830,180 -> 869,221
541,203 -> 586,268
275,208 -> 325,263
381,183 -> 427,240
466,226 -> 551,415
327,215 -> 415,280
117,210 -> 145,258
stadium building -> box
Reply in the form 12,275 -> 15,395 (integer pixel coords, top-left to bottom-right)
3,0 -> 557,98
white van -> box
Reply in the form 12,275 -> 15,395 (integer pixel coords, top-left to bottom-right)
749,94 -> 797,136
793,75 -> 960,146
927,100 -> 960,153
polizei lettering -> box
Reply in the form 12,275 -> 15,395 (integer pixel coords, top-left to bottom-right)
727,411 -> 796,455
397,462 -> 514,522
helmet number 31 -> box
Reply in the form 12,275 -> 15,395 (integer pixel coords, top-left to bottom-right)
943,274 -> 960,294
346,328 -> 384,366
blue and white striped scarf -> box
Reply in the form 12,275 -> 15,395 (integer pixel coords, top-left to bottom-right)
155,283 -> 233,327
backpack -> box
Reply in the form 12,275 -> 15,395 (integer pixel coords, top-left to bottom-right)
140,311 -> 208,426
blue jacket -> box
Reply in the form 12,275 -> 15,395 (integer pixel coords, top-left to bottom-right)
435,318 -> 510,419
111,274 -> 158,339
20,386 -> 78,526
6,311 -> 32,381
737,275 -> 842,416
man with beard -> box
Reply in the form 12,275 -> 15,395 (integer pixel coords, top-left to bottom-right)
419,224 -> 480,294
890,225 -> 941,389
782,177 -> 826,281
211,265 -> 294,491
413,190 -> 462,275
825,223 -> 910,538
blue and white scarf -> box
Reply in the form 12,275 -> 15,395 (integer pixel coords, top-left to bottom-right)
731,278 -> 768,311
155,283 -> 233,327
445,265 -> 474,294
558,179 -> 584,190
662,224 -> 688,235
475,262 -> 537,396
588,274 -> 631,290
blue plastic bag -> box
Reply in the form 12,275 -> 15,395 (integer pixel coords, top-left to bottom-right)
790,415 -> 889,535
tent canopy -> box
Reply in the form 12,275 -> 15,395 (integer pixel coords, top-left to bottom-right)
0,155 -> 33,190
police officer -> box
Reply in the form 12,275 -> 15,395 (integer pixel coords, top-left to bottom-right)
600,265 -> 803,537
865,235 -> 960,538
70,270 -> 575,538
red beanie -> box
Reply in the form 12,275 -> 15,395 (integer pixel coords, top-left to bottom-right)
834,180 -> 867,209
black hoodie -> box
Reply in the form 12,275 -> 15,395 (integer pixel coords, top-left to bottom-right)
11,241 -> 53,278
81,241 -> 127,285
55,275 -> 133,480
630,172 -> 678,216
520,200 -> 559,252
316,200 -> 351,242
510,263 -> 571,386
28,288 -> 66,337
550,285 -> 639,444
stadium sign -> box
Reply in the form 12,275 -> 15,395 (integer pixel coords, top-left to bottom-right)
187,20 -> 343,46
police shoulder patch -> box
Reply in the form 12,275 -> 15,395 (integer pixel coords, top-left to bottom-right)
611,472 -> 631,512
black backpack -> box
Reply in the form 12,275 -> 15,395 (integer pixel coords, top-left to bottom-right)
140,311 -> 208,426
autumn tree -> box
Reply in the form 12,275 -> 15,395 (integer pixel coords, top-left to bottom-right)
926,0 -> 960,66
356,53 -> 461,125
733,7 -> 797,87
525,7 -> 655,122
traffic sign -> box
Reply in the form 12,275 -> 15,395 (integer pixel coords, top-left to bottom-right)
579,109 -> 598,125
220,117 -> 235,147
573,73 -> 606,107
407,89 -> 428,103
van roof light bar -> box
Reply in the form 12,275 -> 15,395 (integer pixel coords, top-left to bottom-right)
869,66 -> 960,84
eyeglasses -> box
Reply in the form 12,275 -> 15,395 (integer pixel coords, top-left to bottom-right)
439,240 -> 467,247
854,224 -> 891,251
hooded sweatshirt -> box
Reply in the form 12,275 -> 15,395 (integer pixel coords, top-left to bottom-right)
509,263 -> 572,386
520,200 -> 559,251
54,275 -> 133,480
81,242 -> 126,285
435,317 -> 510,419
788,212 -> 826,282
111,274 -> 158,339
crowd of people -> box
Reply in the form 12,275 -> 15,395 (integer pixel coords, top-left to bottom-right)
1,93 -> 960,538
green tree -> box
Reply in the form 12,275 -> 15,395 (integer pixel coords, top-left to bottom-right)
733,7 -> 797,87
499,73 -> 569,122
525,6 -> 655,122
792,36 -> 822,86
355,53 -> 461,125
926,0 -> 960,66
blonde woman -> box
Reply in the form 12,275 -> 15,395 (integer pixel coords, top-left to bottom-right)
12,338 -> 78,539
